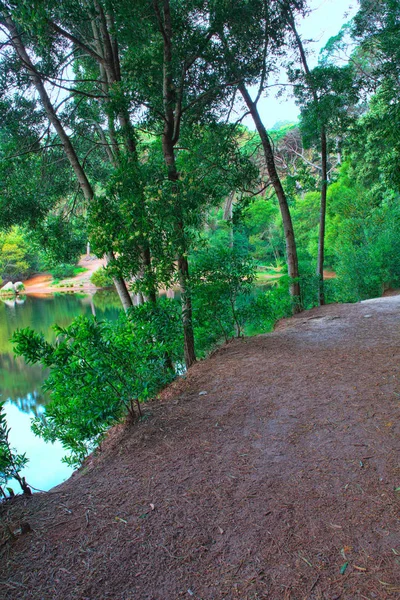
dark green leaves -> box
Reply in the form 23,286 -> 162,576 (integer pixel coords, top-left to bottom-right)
12,299 -> 184,467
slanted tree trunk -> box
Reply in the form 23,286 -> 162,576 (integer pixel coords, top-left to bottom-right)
239,84 -> 302,313
4,16 -> 133,311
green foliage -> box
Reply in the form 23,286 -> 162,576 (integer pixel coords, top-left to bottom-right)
191,233 -> 256,351
293,64 -> 359,148
242,281 -> 293,335
242,197 -> 283,263
90,267 -> 114,288
291,192 -> 320,259
334,201 -> 400,301
36,215 -> 86,267
0,401 -> 30,497
49,263 -> 76,280
0,226 -> 39,280
350,86 -> 400,202
12,299 -> 183,467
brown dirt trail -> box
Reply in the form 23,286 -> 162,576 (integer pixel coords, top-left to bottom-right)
1,297 -> 399,599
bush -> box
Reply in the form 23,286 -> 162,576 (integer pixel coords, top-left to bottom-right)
191,242 -> 255,354
333,202 -> 400,302
50,263 -> 76,280
12,299 -> 183,467
0,226 -> 39,281
90,267 -> 114,288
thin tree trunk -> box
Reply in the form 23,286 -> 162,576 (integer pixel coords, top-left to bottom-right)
239,84 -> 302,313
289,15 -> 327,307
162,133 -> 196,367
105,251 -> 133,311
154,0 -> 197,368
142,245 -> 157,304
164,144 -> 196,368
317,127 -> 327,306
178,254 -> 196,368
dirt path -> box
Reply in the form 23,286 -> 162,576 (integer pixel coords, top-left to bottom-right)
23,256 -> 106,295
1,297 -> 399,599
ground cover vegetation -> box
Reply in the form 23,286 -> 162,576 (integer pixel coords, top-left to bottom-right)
0,0 -> 399,487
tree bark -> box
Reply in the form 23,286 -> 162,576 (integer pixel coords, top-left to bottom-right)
289,15 -> 327,307
239,84 -> 302,313
178,254 -> 196,368
163,138 -> 196,368
154,0 -> 197,368
317,127 -> 327,306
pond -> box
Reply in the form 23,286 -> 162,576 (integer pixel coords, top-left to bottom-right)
0,291 -> 122,493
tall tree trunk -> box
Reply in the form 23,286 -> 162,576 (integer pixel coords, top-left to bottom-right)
155,0 -> 196,368
164,145 -> 196,369
5,17 -> 133,311
239,84 -> 302,313
178,254 -> 196,368
142,245 -> 157,304
317,127 -> 327,306
289,15 -> 327,307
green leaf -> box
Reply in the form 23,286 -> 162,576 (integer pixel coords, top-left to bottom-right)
340,562 -> 349,575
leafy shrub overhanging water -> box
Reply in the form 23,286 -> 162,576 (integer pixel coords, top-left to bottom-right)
12,299 -> 183,467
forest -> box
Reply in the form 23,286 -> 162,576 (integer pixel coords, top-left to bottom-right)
1,0 -> 400,492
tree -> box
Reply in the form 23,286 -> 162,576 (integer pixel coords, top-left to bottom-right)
12,300 -> 184,466
206,0 -> 305,312
0,5 -> 135,309
287,15 -> 359,305
349,0 -> 400,200
110,0 -> 259,366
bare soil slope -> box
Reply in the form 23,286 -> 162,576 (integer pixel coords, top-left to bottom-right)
23,256 -> 106,294
1,297 -> 399,599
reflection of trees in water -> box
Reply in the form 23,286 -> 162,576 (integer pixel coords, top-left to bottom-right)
0,293 -> 120,353
11,390 -> 47,417
0,293 -> 123,417
0,353 -> 48,403
92,290 -> 123,312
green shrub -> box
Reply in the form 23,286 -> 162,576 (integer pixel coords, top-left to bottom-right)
192,242 -> 256,354
90,267 -> 114,288
50,263 -> 76,280
333,202 -> 400,302
0,227 -> 39,281
12,299 -> 183,467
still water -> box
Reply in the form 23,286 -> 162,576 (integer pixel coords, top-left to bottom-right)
0,291 -> 122,493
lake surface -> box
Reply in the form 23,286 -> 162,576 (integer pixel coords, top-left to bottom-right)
0,292 -> 122,493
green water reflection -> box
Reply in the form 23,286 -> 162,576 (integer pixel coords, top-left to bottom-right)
0,291 -> 122,492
